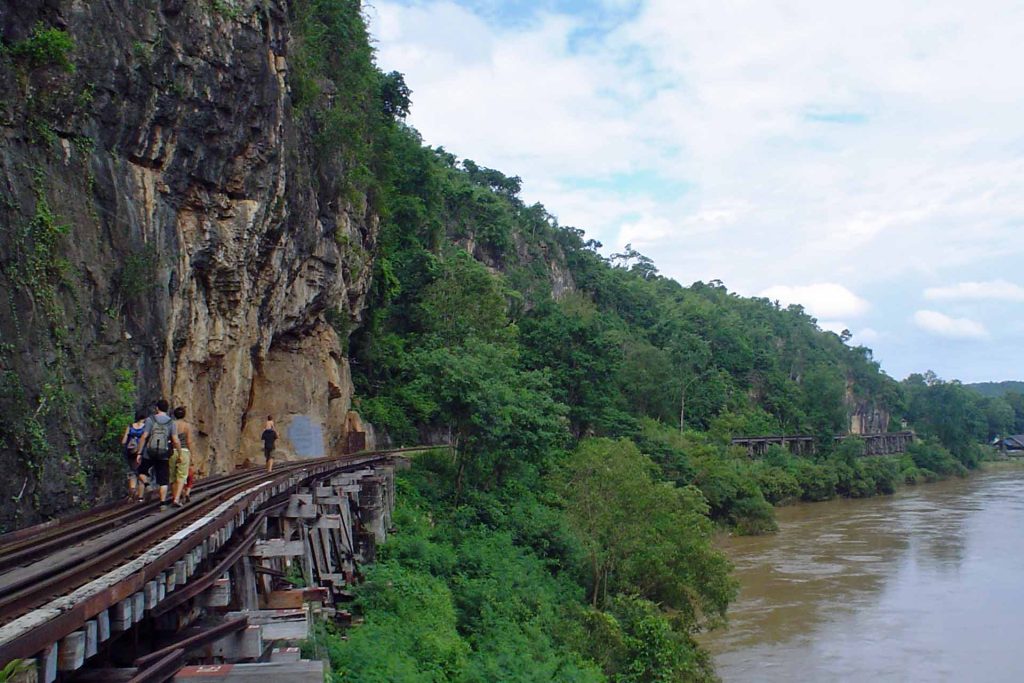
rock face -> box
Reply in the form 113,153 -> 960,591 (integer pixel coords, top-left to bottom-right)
0,1 -> 375,528
845,382 -> 891,434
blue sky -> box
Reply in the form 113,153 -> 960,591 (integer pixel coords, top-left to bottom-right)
368,0 -> 1024,383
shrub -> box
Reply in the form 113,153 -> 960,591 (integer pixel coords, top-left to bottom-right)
791,459 -> 837,501
753,463 -> 801,505
8,23 -> 75,72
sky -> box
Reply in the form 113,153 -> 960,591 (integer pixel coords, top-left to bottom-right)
366,0 -> 1024,383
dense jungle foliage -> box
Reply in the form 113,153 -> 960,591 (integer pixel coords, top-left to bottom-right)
291,1 -> 1020,680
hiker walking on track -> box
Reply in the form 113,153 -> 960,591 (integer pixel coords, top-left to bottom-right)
135,399 -> 180,506
261,416 -> 278,473
120,410 -> 147,500
170,406 -> 193,508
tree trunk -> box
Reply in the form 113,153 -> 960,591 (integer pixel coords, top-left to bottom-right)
679,388 -> 686,434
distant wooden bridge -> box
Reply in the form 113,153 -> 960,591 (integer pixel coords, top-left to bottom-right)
730,431 -> 915,457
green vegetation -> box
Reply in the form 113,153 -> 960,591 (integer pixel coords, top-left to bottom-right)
210,0 -> 244,20
307,449 -> 727,681
113,244 -> 160,312
905,371 -> 1023,452
0,659 -> 33,683
281,1 -> 1000,679
4,170 -> 72,329
967,380 -> 1024,400
88,369 -> 137,487
5,22 -> 75,72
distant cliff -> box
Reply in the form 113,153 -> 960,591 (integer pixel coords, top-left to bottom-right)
0,0 -> 379,529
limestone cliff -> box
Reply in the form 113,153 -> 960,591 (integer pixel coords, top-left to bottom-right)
0,0 -> 375,529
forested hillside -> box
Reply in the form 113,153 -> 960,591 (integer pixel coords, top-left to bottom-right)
278,2 -> 1009,681
967,381 -> 1024,398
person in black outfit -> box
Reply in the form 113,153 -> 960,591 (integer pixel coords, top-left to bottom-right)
261,415 -> 278,473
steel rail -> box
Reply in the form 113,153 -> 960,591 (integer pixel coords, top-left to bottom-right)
0,444 -> 428,563
0,468 -> 277,596
0,454 -> 354,618
126,648 -> 183,683
132,617 -> 249,669
0,449 -> 414,664
0,465 -> 294,569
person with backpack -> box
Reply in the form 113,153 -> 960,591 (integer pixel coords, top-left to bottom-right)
120,410 -> 147,500
135,398 -> 180,506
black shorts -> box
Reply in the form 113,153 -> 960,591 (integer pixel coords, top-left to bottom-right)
151,458 -> 170,487
139,457 -> 169,486
264,444 -> 274,460
124,451 -> 139,474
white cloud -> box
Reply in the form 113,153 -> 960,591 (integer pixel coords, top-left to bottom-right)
856,327 -> 882,344
923,280 -> 1024,302
912,310 -> 989,340
758,283 -> 870,320
369,0 -> 1024,379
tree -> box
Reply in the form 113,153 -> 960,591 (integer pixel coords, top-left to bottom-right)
407,339 -> 568,495
379,70 -> 411,119
552,438 -> 735,623
417,249 -> 511,346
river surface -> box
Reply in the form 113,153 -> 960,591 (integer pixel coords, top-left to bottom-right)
703,466 -> 1024,682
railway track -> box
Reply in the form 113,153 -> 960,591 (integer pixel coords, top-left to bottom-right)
0,448 -> 425,634
0,467 -> 268,576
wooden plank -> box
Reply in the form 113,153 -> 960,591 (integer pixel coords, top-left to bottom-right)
210,625 -> 263,660
263,588 -> 329,610
271,647 -> 301,663
308,526 -> 328,579
299,526 -> 314,587
239,557 -> 258,611
132,592 -> 145,622
57,630 -> 86,672
97,610 -> 111,642
145,580 -> 160,610
250,539 -> 305,558
84,620 -> 98,658
319,573 -> 347,586
283,494 -> 316,519
225,610 -> 309,640
318,527 -> 336,575
111,600 -> 132,632
174,560 -> 188,586
39,643 -> 58,683
203,577 -> 232,608
312,514 -> 343,529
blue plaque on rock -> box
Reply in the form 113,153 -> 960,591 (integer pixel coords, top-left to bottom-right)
287,415 -> 324,458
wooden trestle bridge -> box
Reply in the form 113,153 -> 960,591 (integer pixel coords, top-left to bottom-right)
730,431 -> 915,458
0,446 -> 422,682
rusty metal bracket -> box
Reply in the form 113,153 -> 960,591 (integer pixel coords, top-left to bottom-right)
133,616 -> 248,669
127,647 -> 184,683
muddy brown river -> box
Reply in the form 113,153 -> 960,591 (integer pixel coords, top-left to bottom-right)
703,465 -> 1024,682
